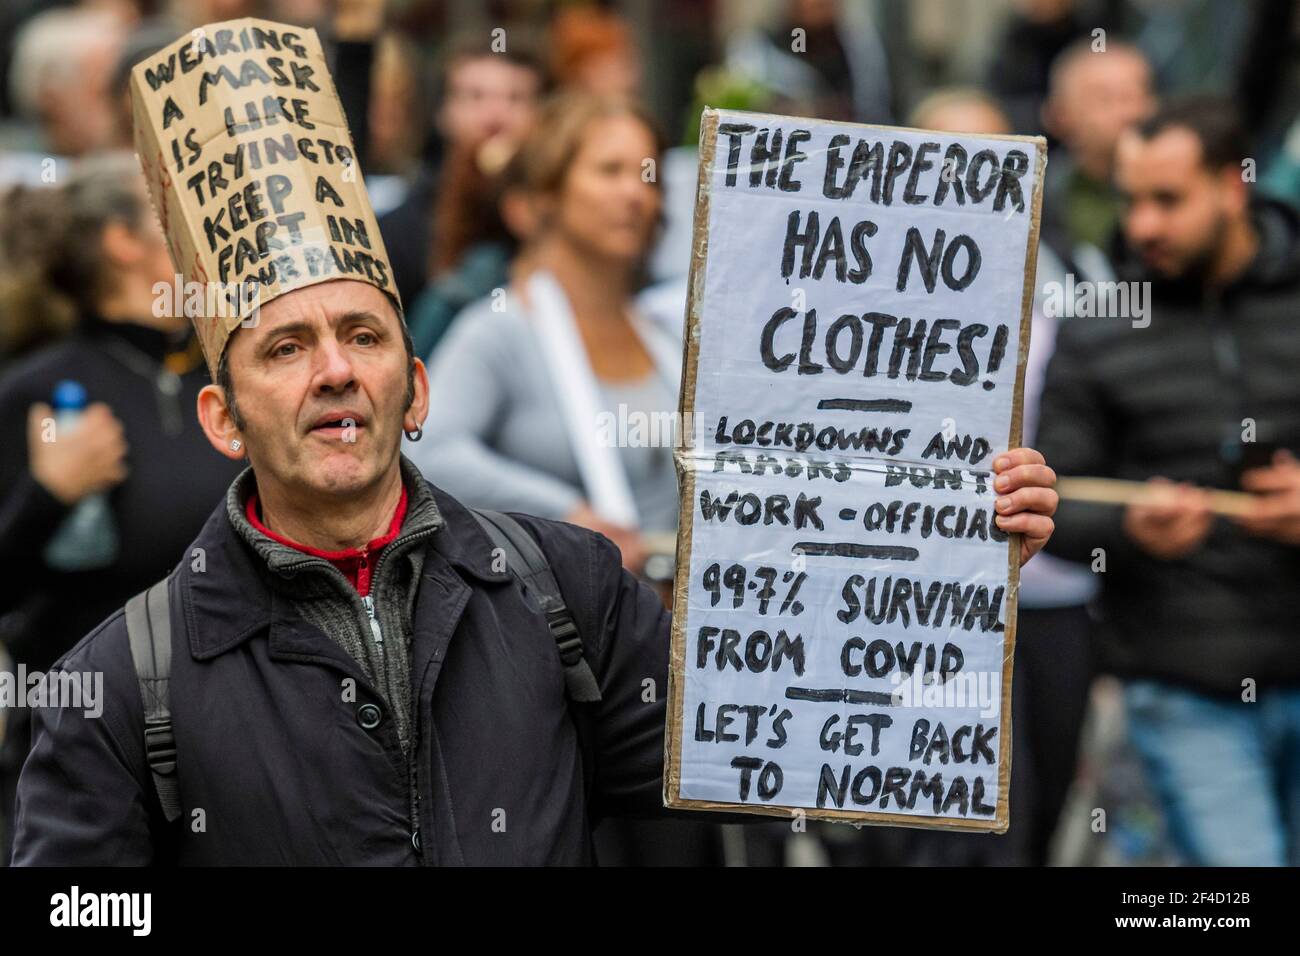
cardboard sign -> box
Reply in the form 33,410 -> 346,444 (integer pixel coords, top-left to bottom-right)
130,18 -> 398,377
664,109 -> 1046,830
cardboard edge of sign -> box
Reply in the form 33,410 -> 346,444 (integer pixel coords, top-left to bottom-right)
663,106 -> 1047,832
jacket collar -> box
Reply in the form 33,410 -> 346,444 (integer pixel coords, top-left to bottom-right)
182,455 -> 512,660
225,455 -> 440,587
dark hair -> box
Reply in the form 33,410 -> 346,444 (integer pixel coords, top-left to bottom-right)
1133,94 -> 1248,171
217,298 -> 416,432
215,348 -> 243,429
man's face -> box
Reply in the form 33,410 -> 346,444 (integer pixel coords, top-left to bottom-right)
202,280 -> 427,501
438,56 -> 539,148
1116,127 -> 1239,280
45,33 -> 120,156
1052,51 -> 1153,176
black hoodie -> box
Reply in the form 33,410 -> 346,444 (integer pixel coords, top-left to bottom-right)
1037,197 -> 1300,694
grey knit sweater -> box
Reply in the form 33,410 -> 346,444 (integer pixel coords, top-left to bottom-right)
225,455 -> 445,762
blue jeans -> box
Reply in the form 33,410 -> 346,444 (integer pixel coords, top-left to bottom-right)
1125,679 -> 1300,866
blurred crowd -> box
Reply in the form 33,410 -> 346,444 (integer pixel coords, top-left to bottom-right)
1,0 -> 1299,867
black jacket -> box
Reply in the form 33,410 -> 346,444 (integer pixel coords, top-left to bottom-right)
0,318 -> 241,671
10,479 -> 674,865
1037,198 -> 1300,694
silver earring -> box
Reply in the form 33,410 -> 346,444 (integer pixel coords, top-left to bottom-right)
404,426 -> 423,442
230,439 -> 242,452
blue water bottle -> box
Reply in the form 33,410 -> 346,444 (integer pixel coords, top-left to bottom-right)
42,380 -> 120,571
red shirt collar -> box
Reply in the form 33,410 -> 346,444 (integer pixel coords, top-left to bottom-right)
245,484 -> 408,596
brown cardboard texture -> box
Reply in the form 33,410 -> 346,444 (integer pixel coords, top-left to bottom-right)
130,18 -> 398,378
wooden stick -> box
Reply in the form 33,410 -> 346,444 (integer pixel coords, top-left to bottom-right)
1057,477 -> 1255,517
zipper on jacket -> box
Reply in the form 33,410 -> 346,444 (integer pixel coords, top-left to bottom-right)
277,513 -> 438,853
366,521 -> 440,864
362,594 -> 384,646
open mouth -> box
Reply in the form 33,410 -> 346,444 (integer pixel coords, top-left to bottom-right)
309,411 -> 366,435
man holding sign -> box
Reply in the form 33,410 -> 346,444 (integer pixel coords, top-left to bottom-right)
11,20 -> 1057,864
665,110 -> 1052,831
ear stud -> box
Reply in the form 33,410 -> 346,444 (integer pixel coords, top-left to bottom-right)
230,439 -> 242,452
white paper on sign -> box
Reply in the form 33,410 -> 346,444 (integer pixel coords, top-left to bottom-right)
664,109 -> 1046,831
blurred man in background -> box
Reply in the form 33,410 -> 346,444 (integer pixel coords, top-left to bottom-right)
378,33 -> 545,307
1037,96 -> 1300,866
1040,39 -> 1155,276
2,7 -> 126,167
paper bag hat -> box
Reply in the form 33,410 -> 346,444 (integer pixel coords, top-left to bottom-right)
130,18 -> 400,378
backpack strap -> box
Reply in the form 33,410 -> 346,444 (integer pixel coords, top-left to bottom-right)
470,508 -> 603,849
124,579 -> 181,824
470,508 -> 603,704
